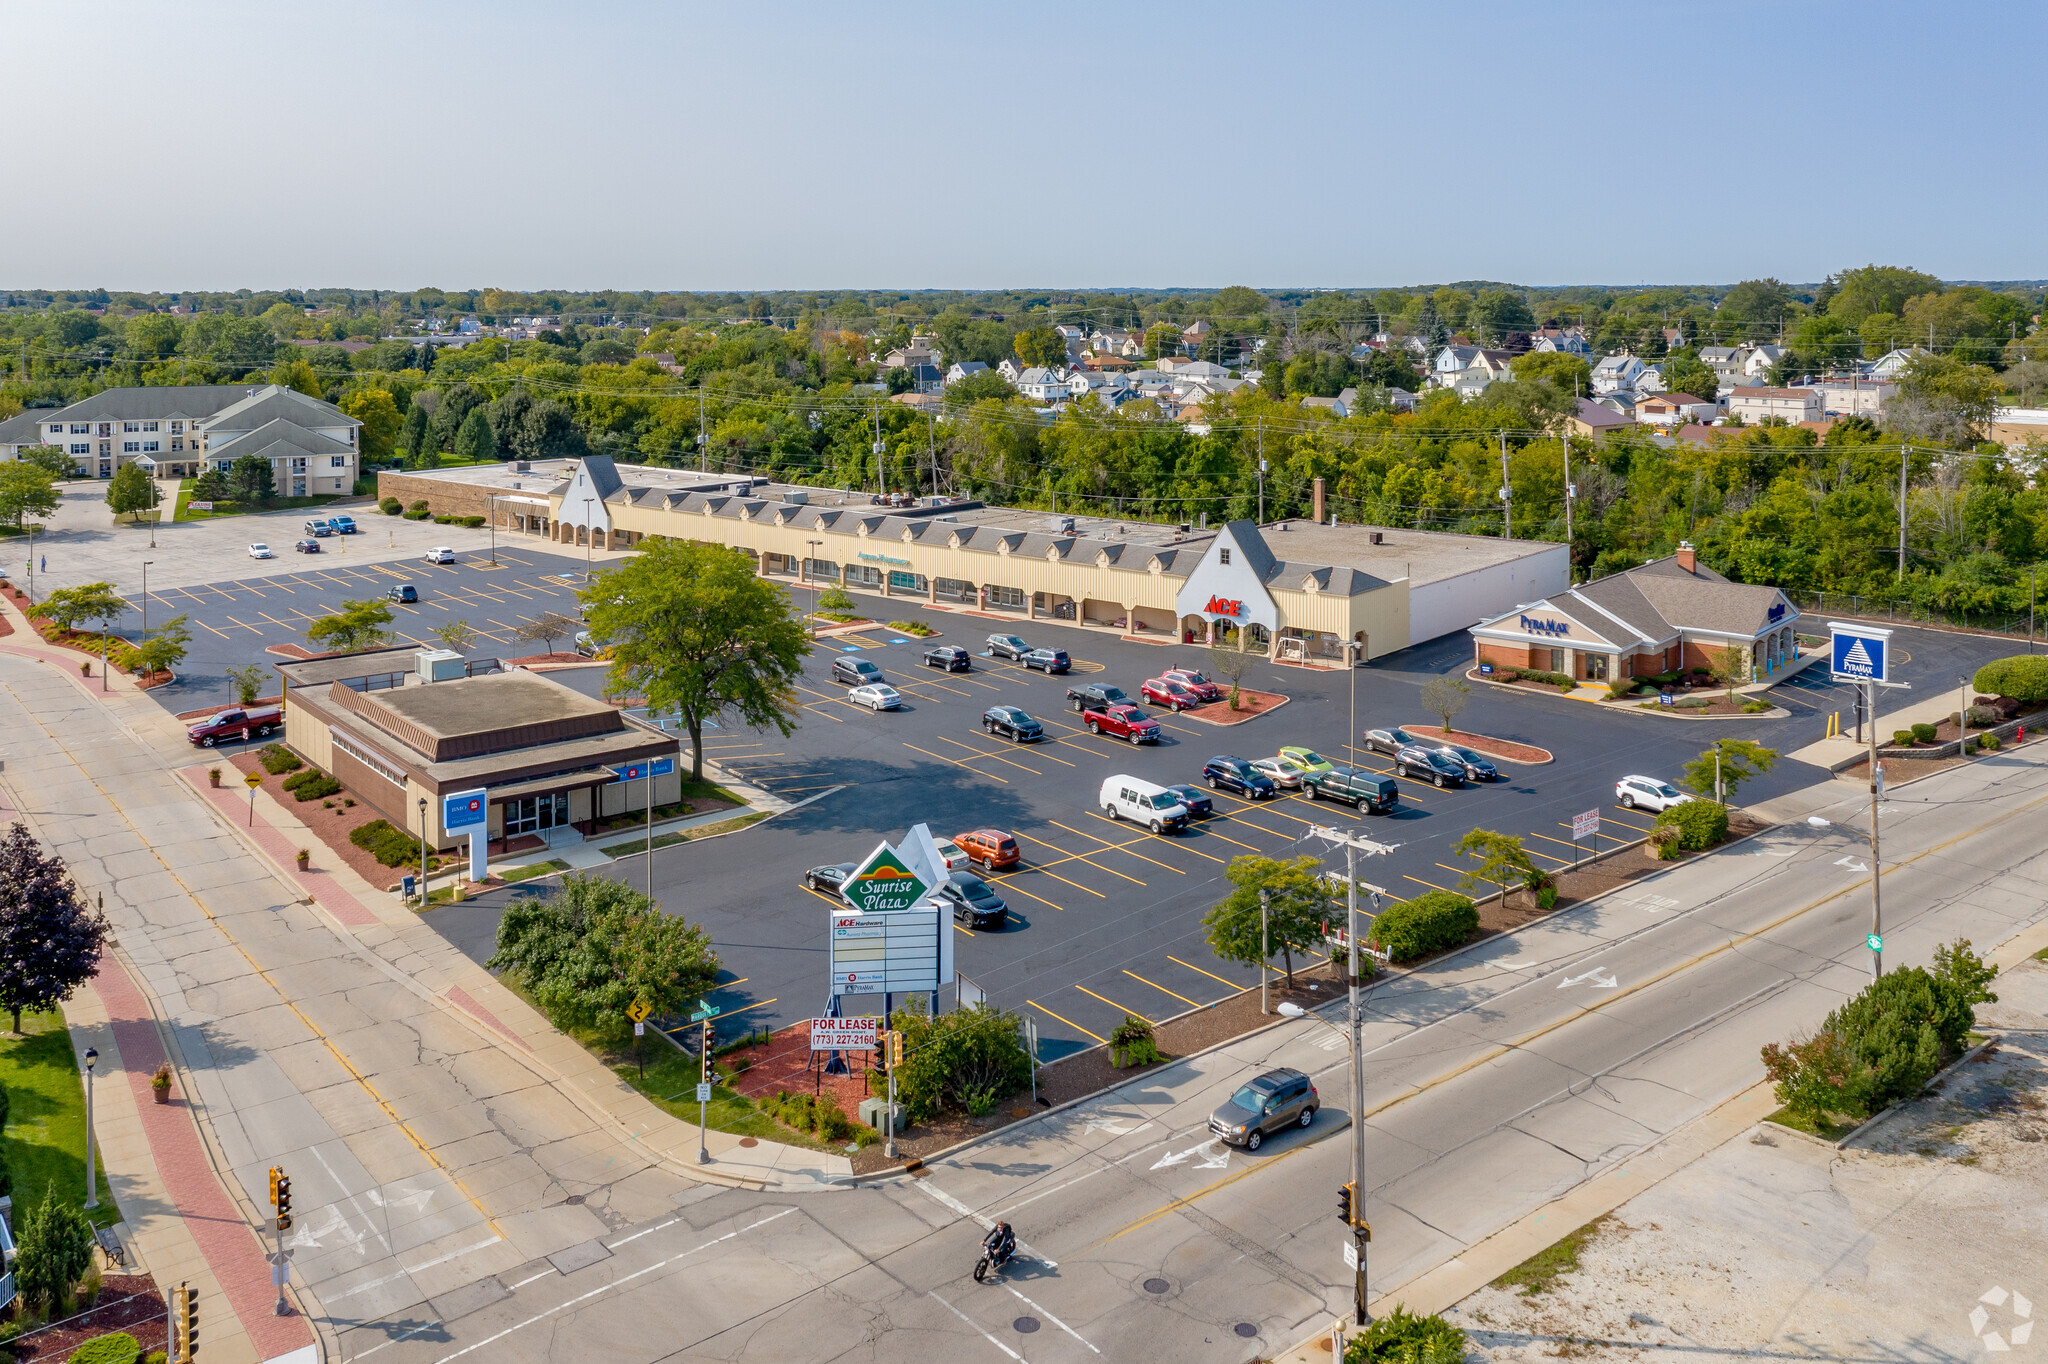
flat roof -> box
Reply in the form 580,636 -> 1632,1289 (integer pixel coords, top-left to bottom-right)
362,669 -> 618,741
1258,519 -> 1560,587
275,645 -> 425,688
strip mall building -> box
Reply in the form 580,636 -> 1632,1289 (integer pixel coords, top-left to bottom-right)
1467,544 -> 1801,684
381,457 -> 1569,662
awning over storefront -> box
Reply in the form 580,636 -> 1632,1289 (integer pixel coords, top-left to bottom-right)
482,767 -> 618,804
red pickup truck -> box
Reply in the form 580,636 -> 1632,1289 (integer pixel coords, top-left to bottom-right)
187,706 -> 282,747
1083,703 -> 1161,745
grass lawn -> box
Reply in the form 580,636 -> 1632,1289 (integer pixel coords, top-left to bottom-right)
599,811 -> 766,858
2,1010 -> 118,1227
1764,1104 -> 1861,1142
1489,1215 -> 1612,1295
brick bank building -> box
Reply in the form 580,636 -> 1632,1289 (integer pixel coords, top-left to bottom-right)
1467,543 -> 1800,684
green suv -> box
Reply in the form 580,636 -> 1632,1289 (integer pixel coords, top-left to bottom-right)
1304,764 -> 1399,813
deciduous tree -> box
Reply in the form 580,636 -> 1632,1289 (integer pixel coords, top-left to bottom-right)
342,387 -> 402,462
1201,854 -> 1330,986
229,453 -> 275,507
27,581 -> 124,635
1452,828 -> 1536,903
489,874 -> 718,1042
105,461 -> 153,518
0,463 -> 60,527
1419,675 -> 1471,732
135,614 -> 191,678
1681,738 -> 1776,800
0,823 -> 109,1034
305,598 -> 393,652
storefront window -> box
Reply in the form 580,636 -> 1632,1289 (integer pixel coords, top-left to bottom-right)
504,792 -> 569,835
888,571 -> 927,593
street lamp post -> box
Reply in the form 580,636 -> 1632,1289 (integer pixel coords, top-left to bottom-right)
141,560 -> 154,645
84,1046 -> 99,1209
417,796 -> 430,906
804,538 -> 823,635
488,493 -> 498,567
25,524 -> 37,605
581,497 -> 595,582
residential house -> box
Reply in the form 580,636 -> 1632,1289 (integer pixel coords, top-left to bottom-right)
1181,319 -> 1214,352
880,343 -> 936,371
1080,354 -> 1138,373
1590,354 -> 1646,397
1870,347 -> 1927,380
1726,386 -> 1822,425
1635,364 -> 1668,396
1740,344 -> 1789,381
1634,393 -> 1717,428
1433,346 -> 1514,394
1015,367 -> 1070,403
1068,370 -> 1133,400
1054,325 -> 1087,359
1299,395 -> 1348,419
1568,397 -> 1633,441
1814,376 -> 1894,417
1529,327 -> 1592,355
1386,388 -> 1420,412
1593,394 -> 1636,419
997,357 -> 1028,383
4,383 -> 359,490
904,363 -> 944,395
1158,358 -> 1232,385
945,361 -> 989,386
1698,346 -> 1745,390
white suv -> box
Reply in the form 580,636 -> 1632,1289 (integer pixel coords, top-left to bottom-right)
1616,775 -> 1691,811
424,547 -> 457,564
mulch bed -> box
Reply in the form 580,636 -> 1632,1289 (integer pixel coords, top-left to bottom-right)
719,1021 -> 875,1116
1402,725 -> 1552,764
1604,692 -> 1765,716
220,748 -> 417,890
1185,688 -> 1289,725
1840,755 -> 1965,786
8,1274 -> 166,1362
507,652 -> 590,666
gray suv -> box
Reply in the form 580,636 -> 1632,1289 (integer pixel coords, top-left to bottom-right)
1209,1067 -> 1317,1150
832,657 -> 884,686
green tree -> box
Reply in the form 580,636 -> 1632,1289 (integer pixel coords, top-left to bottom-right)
229,453 -> 275,507
305,598 -> 394,652
134,614 -> 191,678
1511,350 -> 1591,399
225,663 -> 269,706
1707,640 -> 1750,699
452,406 -> 498,462
1418,675 -> 1471,731
26,581 -> 124,635
106,461 -> 153,518
1661,350 -> 1719,401
431,619 -> 479,653
0,463 -> 60,527
581,539 -> 809,780
11,1180 -> 97,1314
21,445 -> 72,478
1827,264 -> 1944,324
890,1002 -> 1033,1122
1201,854 -> 1331,986
342,387 -> 403,463
1717,278 -> 1798,334
0,823 -> 109,1035
946,370 -> 1015,404
489,874 -> 717,1042
1470,288 -> 1536,344
1209,285 -> 1269,321
1891,353 -> 2002,445
1344,1304 -> 1468,1364
192,466 -> 230,502
268,357 -> 324,398
1681,739 -> 1777,800
398,403 -> 430,463
1452,828 -> 1536,903
1013,326 -> 1066,369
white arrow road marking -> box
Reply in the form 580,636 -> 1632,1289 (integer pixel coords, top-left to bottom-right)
1082,1117 -> 1149,1137
1835,855 -> 1870,872
1557,967 -> 1618,990
1151,1138 -> 1230,1170
1975,1307 -> 1992,1335
1986,1333 -> 2010,1352
286,1204 -> 365,1254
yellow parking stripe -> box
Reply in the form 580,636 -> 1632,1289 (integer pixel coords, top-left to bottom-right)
1029,1000 -> 1106,1044
1191,824 -> 1264,852
903,742 -> 1006,783
991,876 -> 1068,912
1403,873 -> 1459,894
1168,955 -> 1242,989
933,735 -> 1042,776
1083,812 -> 1222,864
1051,820 -> 1177,875
1123,970 -> 1201,1008
1075,985 -> 1153,1024
1001,861 -> 1103,899
1015,831 -> 1135,883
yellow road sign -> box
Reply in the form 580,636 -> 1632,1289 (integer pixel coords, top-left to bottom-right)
626,998 -> 652,1023
243,772 -> 263,789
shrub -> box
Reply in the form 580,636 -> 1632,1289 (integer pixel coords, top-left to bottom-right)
1606,676 -> 1636,699
403,508 -> 431,520
816,585 -> 855,612
351,818 -> 422,867
1972,654 -> 2048,703
409,499 -> 429,512
1964,705 -> 2001,727
1893,729 -> 1915,746
1367,890 -> 1478,962
1656,799 -> 1729,851
1110,1013 -> 1163,1067
1910,723 -> 1938,744
1649,824 -> 1683,859
1492,667 -> 1520,683
1982,734 -> 2002,751
378,496 -> 403,515
1343,1305 -> 1468,1364
66,1331 -> 141,1364
459,515 -> 486,528
886,619 -> 937,636
1743,700 -> 1771,713
258,744 -> 302,774
288,772 -> 341,801
1674,694 -> 1711,709
891,1002 -> 1032,1123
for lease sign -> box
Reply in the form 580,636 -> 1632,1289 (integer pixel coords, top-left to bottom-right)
809,1017 -> 879,1050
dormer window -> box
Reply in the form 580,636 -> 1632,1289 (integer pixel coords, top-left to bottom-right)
1220,548 -> 1231,565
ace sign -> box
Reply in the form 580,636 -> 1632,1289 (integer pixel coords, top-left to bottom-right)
840,842 -> 932,914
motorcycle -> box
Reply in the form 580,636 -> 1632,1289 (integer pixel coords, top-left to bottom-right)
973,1241 -> 1016,1282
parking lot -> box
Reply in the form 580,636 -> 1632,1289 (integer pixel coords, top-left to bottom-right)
1759,621 -> 2023,744
438,590 -> 1831,1060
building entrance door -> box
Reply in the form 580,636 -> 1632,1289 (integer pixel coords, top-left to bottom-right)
504,792 -> 569,836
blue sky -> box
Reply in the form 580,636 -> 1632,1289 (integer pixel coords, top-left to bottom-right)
10,1 -> 2043,292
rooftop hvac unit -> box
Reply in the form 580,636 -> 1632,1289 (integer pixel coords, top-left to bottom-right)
1048,515 -> 1075,534
511,460 -> 530,472
1369,531 -> 1385,546
415,649 -> 466,683
783,489 -> 809,505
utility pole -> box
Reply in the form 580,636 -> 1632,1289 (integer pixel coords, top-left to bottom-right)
1866,678 -> 1883,981
697,383 -> 707,471
1497,430 -> 1512,539
1259,889 -> 1270,1014
1561,428 -> 1573,580
1257,421 -> 1266,524
872,403 -> 885,497
1897,444 -> 1909,579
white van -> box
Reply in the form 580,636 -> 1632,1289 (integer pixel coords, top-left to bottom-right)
1098,775 -> 1190,834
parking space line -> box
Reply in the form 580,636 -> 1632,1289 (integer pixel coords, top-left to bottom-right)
1014,832 -> 1132,884
1403,873 -> 1459,893
1606,809 -> 1658,830
1050,820 -> 1176,876
904,675 -> 975,699
931,736 -> 1042,776
1074,985 -> 1153,1024
992,877 -> 1068,912
231,579 -> 270,597
1028,1000 -> 1105,1044
903,742 -> 1007,784
1208,790 -> 1320,827
1188,822 -> 1263,852
1433,862 -> 1471,879
194,619 -> 231,639
1082,812 -> 1221,865
1526,830 -> 1586,853
1168,955 -> 1241,988
222,615 -> 265,634
1123,970 -> 1201,1008
998,862 -> 1103,899
974,735 -> 1075,767
257,612 -> 295,632
1524,845 -> 1571,867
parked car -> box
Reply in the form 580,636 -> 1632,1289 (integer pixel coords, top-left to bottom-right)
981,705 -> 1044,743
987,634 -> 1033,661
302,519 -> 333,536
387,583 -> 418,603
1163,783 -> 1214,818
186,706 -> 282,747
1208,1067 -> 1317,1151
1251,757 -> 1307,790
939,872 -> 1009,929
1202,755 -> 1278,799
848,683 -> 903,711
1098,776 -> 1190,832
922,645 -> 971,672
1363,727 -> 1423,756
804,861 -> 857,894
831,656 -> 884,686
1020,647 -> 1070,674
1303,764 -> 1399,813
327,515 -> 359,534
1433,745 -> 1499,781
1067,682 -> 1131,713
954,829 -> 1021,871
1141,676 -> 1202,711
1394,744 -> 1466,787
934,837 -> 970,871
1276,746 -> 1336,776
574,630 -> 605,657
1160,668 -> 1222,702
424,546 -> 457,564
293,538 -> 321,554
1083,703 -> 1160,745
1616,775 -> 1692,811
248,543 -> 274,559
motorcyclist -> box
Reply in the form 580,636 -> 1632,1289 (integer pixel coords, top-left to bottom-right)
982,1221 -> 1017,1266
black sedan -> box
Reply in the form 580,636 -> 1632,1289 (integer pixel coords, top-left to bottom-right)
1394,744 -> 1465,787
939,872 -> 1009,929
1433,744 -> 1499,781
293,539 -> 321,554
1202,755 -> 1278,799
803,861 -> 857,894
982,705 -> 1044,742
1363,726 -> 1424,756
923,645 -> 972,672
1164,783 -> 1214,818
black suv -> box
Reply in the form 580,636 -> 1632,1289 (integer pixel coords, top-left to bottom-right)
1304,764 -> 1399,813
1067,682 -> 1130,713
387,584 -> 418,603
939,872 -> 1009,930
1394,743 -> 1465,787
923,645 -> 971,672
982,706 -> 1044,742
1021,647 -> 1070,674
1432,744 -> 1499,781
987,634 -> 1032,661
1202,756 -> 1278,799
831,657 -> 884,686
1209,1068 -> 1317,1150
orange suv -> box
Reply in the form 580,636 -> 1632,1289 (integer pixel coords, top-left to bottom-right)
954,829 -> 1021,872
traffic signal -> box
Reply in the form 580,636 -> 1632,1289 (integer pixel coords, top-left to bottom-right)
275,1174 -> 292,1232
267,1166 -> 280,1208
1336,1183 -> 1352,1226
700,1020 -> 713,1081
887,1030 -> 903,1068
173,1281 -> 198,1360
872,1031 -> 888,1069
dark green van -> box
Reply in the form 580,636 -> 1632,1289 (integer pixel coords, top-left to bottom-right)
1304,764 -> 1399,813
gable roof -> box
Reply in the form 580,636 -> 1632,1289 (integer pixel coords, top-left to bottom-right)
38,384 -> 270,424
202,384 -> 356,434
209,417 -> 356,462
